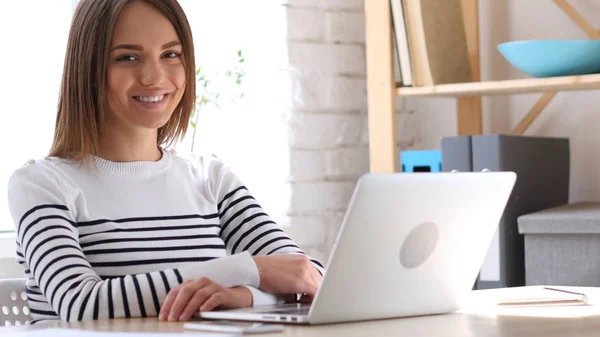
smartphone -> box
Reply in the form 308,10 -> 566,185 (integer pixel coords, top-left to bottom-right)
183,320 -> 285,334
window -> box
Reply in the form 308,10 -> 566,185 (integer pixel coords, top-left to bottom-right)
1,1 -> 73,232
0,1 -> 290,232
175,1 -> 290,224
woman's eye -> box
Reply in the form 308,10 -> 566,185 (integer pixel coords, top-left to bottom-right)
163,51 -> 181,59
116,55 -> 137,62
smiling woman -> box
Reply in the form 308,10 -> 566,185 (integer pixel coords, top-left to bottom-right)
6,0 -> 323,324
49,0 -> 195,162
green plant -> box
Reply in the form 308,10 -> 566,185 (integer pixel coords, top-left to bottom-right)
189,49 -> 246,153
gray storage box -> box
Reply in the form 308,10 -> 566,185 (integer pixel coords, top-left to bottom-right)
442,135 -> 570,289
518,202 -> 600,286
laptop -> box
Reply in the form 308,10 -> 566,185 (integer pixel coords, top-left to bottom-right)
199,172 -> 517,325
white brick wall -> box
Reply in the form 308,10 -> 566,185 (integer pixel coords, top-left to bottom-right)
326,11 -> 365,43
325,147 -> 370,181
288,182 -> 356,215
284,216 -> 327,247
283,1 -> 417,261
288,43 -> 365,74
289,150 -> 326,181
286,0 -> 364,10
358,111 -> 420,149
288,113 -> 365,149
288,74 -> 367,111
287,7 -> 326,41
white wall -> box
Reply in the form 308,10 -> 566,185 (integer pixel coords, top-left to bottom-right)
416,0 -> 600,204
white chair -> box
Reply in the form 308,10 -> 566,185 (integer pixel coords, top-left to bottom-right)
0,278 -> 31,326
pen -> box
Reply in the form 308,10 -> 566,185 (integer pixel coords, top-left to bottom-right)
543,287 -> 588,303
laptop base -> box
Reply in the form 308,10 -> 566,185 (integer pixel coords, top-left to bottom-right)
197,303 -> 311,324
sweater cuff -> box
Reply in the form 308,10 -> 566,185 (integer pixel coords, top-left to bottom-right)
179,251 -> 259,288
242,286 -> 294,307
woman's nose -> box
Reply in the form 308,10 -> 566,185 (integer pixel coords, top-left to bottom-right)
139,59 -> 164,86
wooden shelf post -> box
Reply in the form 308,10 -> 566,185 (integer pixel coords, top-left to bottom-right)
511,92 -> 557,135
457,0 -> 483,136
365,0 -> 398,173
553,0 -> 600,39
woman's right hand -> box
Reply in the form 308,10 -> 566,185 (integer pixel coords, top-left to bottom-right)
251,254 -> 322,300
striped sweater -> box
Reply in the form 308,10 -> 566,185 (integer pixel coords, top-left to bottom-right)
7,150 -> 324,323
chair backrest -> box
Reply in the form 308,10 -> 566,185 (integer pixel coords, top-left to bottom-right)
0,278 -> 31,326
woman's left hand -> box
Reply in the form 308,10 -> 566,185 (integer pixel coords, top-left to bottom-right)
159,277 -> 252,321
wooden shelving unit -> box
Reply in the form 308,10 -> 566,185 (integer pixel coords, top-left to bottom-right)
365,0 -> 600,173
395,73 -> 600,97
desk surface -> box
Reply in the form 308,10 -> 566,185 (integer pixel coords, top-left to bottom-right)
4,286 -> 600,337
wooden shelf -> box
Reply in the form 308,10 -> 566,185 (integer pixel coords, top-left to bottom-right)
396,73 -> 600,97
365,0 -> 600,173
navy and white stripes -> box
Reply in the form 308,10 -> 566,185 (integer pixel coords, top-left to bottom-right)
8,152 -> 324,322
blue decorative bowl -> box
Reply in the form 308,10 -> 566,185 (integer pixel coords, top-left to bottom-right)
497,40 -> 600,78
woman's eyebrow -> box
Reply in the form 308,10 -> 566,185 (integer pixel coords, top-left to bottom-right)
161,40 -> 181,49
110,44 -> 142,52
109,40 -> 182,52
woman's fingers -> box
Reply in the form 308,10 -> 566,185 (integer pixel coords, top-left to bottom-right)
299,294 -> 313,304
159,278 -> 254,322
178,283 -> 222,321
168,278 -> 212,321
200,291 -> 226,312
159,280 -> 191,321
309,268 -> 323,295
159,288 -> 178,321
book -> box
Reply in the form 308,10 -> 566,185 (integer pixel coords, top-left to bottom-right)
402,0 -> 472,86
390,0 -> 413,87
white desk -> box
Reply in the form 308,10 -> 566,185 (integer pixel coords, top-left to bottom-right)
4,286 -> 600,337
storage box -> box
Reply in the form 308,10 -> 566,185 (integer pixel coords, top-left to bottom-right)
401,150 -> 441,172
518,202 -> 600,287
441,134 -> 570,289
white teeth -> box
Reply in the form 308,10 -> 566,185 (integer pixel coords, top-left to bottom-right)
135,95 -> 164,103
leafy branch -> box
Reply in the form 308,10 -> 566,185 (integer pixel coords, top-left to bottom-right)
190,49 -> 246,153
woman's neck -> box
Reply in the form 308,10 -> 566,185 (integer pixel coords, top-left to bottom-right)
98,126 -> 162,163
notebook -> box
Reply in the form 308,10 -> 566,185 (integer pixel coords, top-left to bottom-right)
497,287 -> 588,307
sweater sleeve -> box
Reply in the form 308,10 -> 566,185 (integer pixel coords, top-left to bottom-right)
8,161 -> 260,322
206,157 -> 325,305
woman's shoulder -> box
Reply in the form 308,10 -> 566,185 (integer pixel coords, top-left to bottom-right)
7,156 -> 88,235
9,157 -> 73,190
9,156 -> 67,184
169,150 -> 228,180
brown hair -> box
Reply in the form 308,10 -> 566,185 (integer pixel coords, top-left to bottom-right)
49,0 -> 195,161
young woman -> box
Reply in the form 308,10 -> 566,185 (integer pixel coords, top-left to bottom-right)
7,0 -> 323,324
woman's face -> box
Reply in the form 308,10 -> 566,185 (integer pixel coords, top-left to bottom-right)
106,1 -> 186,133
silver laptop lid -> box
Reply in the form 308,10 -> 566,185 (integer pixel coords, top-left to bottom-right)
307,172 -> 516,324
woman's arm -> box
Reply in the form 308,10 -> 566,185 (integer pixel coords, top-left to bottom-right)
206,158 -> 325,299
157,156 -> 326,321
8,162 -> 260,322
